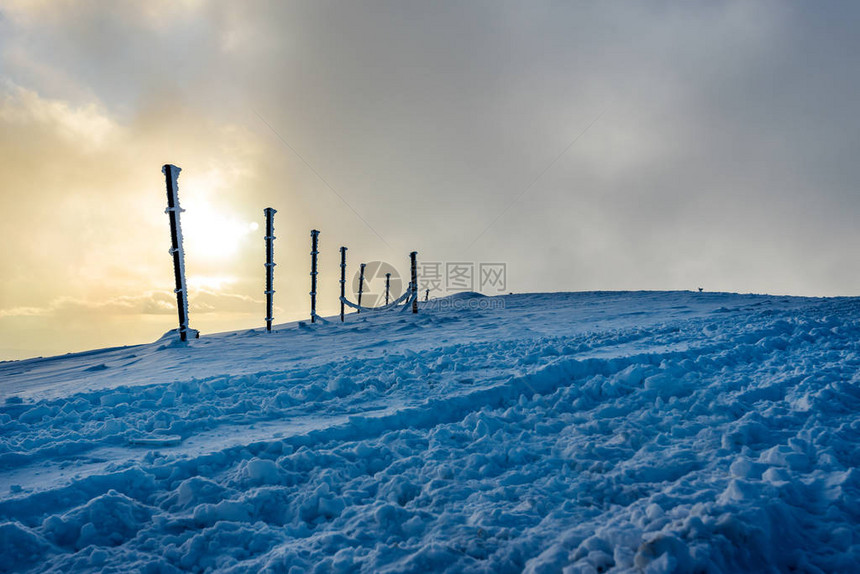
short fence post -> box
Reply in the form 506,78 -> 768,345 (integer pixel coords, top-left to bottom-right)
410,251 -> 418,314
264,208 -> 276,331
162,164 -> 192,341
425,289 -> 429,302
310,229 -> 320,323
357,263 -> 366,313
385,273 -> 391,305
339,246 -> 347,322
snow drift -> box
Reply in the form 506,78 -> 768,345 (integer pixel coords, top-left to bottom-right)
0,291 -> 858,572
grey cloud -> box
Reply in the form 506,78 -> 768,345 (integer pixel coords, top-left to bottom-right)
2,1 -> 860,359
0,288 -> 261,318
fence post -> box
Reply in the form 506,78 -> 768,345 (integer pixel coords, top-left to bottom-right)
425,289 -> 429,302
264,208 -> 277,331
162,164 -> 192,342
357,263 -> 366,313
340,246 -> 347,322
310,229 -> 320,323
385,273 -> 391,305
410,251 -> 418,314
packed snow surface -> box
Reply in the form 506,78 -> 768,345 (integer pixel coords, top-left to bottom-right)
1,291 -> 858,573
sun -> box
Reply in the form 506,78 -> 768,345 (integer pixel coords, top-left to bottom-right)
177,172 -> 258,260
182,202 -> 257,259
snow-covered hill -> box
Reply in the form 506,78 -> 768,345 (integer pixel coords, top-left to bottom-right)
1,291 -> 858,573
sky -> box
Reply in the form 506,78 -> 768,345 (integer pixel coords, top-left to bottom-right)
1,1 -> 859,360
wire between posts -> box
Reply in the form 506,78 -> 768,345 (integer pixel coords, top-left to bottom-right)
340,288 -> 411,313
401,285 -> 418,312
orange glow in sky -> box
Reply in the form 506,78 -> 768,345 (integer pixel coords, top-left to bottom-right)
2,1 -> 860,360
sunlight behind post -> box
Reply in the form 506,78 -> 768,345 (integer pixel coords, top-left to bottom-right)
180,171 -> 259,261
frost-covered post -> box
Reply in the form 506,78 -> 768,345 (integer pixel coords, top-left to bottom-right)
310,230 -> 320,323
339,246 -> 347,322
163,164 -> 192,341
264,208 -> 277,332
410,251 -> 418,314
357,263 -> 366,313
385,273 -> 391,305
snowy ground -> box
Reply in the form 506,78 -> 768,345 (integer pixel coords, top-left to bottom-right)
1,291 -> 858,573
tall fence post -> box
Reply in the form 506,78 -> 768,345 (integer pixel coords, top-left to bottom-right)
264,208 -> 277,331
357,263 -> 366,313
385,273 -> 391,305
163,164 -> 192,341
410,251 -> 418,314
340,246 -> 347,322
310,230 -> 320,323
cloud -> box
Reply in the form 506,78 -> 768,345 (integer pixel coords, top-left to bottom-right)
0,82 -> 116,148
2,1 -> 860,359
0,288 -> 262,319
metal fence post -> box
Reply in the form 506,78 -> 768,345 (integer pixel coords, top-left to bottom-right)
162,164 -> 192,341
340,246 -> 347,322
410,251 -> 418,314
357,263 -> 366,313
310,230 -> 320,323
264,208 -> 276,331
385,272 -> 391,305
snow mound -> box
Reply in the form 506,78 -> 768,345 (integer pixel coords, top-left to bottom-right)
0,291 -> 859,572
